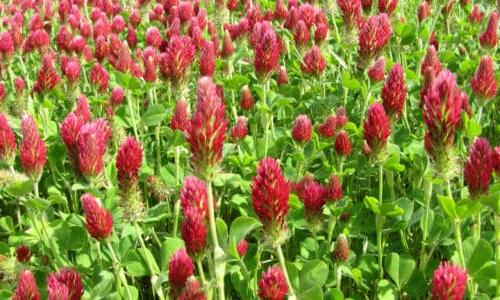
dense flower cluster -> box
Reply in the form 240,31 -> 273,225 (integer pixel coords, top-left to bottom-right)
81,193 -> 113,240
363,103 -> 391,159
431,262 -> 467,300
464,138 -> 494,198
258,266 -> 288,300
20,114 -> 47,181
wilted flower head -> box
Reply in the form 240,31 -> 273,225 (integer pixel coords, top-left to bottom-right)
464,137 -> 493,198
378,0 -> 398,16
291,114 -> 312,143
12,270 -> 40,300
168,249 -> 194,290
337,0 -> 362,29
16,245 -> 32,263
81,193 -> 113,240
335,130 -> 352,157
251,158 -> 290,244
116,137 -> 143,192
180,176 -> 210,222
20,114 -> 47,181
418,1 -> 430,22
258,266 -> 288,300
469,4 -> 484,23
159,35 -> 196,88
187,77 -> 228,178
358,14 -> 392,63
199,40 -> 215,77
431,262 -> 467,300
47,268 -> 83,300
479,12 -> 498,48
363,103 -> 391,159
332,234 -> 349,262
381,63 -> 407,119
251,22 -> 280,80
0,114 -> 16,166
77,119 -> 111,179
301,46 -> 326,77
178,278 -> 206,300
181,208 -> 207,256
231,116 -> 248,142
471,55 -> 497,103
368,57 -> 386,82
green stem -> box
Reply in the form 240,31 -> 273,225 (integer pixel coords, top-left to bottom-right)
105,240 -> 133,300
419,174 -> 433,271
336,263 -> 343,290
326,215 -> 337,249
155,126 -> 161,176
276,244 -> 296,299
311,230 -> 320,259
196,258 -> 207,287
495,214 -> 500,298
377,164 -> 384,279
206,180 -> 225,300
127,90 -> 139,140
263,81 -> 270,158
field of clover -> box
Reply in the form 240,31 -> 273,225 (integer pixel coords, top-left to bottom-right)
0,0 -> 499,299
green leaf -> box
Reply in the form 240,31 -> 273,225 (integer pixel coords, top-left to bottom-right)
384,253 -> 415,288
377,279 -> 399,300
23,197 -> 50,211
464,239 -> 493,275
341,72 -> 361,91
465,118 -> 482,139
160,238 -> 184,271
142,104 -> 167,126
90,271 -> 114,299
300,259 -> 329,291
364,196 -> 380,215
0,217 -> 14,234
455,199 -> 481,220
437,195 -> 456,218
124,248 -> 159,277
324,288 -> 343,300
223,74 -> 250,90
216,218 -> 228,250
228,216 -> 262,255
5,179 -> 33,197
379,203 -> 404,218
298,285 -> 323,300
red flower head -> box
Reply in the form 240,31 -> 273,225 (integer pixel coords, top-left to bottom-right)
327,174 -> 344,201
110,87 -> 125,107
0,83 -> 4,103
471,55 -> 497,102
301,46 -> 326,77
81,193 -> 113,240
291,114 -> 312,143
112,42 -> 132,73
116,137 -> 143,191
181,208 -> 207,256
146,26 -> 162,48
13,270 -> 40,300
422,70 -> 465,173
178,278 -> 206,300
111,15 -> 125,34
237,240 -> 249,257
23,29 -> 50,53
0,114 -> 16,166
90,63 -> 109,93
0,32 -> 14,58
94,36 -> 109,63
317,114 -> 337,138
382,63 -> 407,119
231,116 -> 248,142
20,114 -> 47,181
368,57 -> 386,82
294,20 -> 310,48
431,262 -> 467,300
16,245 -> 32,263
277,66 -> 289,85
335,130 -> 352,157
199,41 -> 215,77
171,98 -> 191,132
429,31 -> 439,50
168,249 -> 194,290
492,146 -> 500,176
56,27 -> 72,52
240,85 -> 255,110
187,77 -> 228,177
418,1 -> 430,22
378,0 -> 398,16
314,23 -> 329,44
143,48 -> 159,83
62,57 -> 81,85
126,26 -> 137,49
274,0 -> 288,20
299,180 -> 327,221
420,46 -> 442,76
70,36 -> 86,54
15,77 -> 25,94
221,30 -> 235,57
332,234 -> 349,262
35,54 -> 60,93
363,103 -> 391,158
284,7 -> 299,30
479,12 -> 498,48
77,119 -> 111,179
178,1 -> 194,23
464,137 -> 493,198
468,4 -> 483,23
336,107 -> 347,128
258,266 -> 288,300
358,14 -> 392,63
337,0 -> 362,29
180,175 -> 210,222
251,158 -> 290,243
159,35 -> 196,88
251,22 -> 280,80
47,268 -> 84,300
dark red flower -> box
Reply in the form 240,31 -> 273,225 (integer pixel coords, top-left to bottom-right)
378,0 -> 398,16
471,55 -> 497,102
332,234 -> 349,262
284,7 -> 299,29
251,22 -> 280,79
368,57 -> 386,82
293,20 -> 310,48
240,85 -> 255,110
171,98 -> 191,132
20,114 -> 47,181
358,14 -> 392,62
180,176 -> 210,222
337,0 -> 362,29
301,46 -> 326,77
291,114 -> 312,143
381,63 -> 407,119
299,180 -> 327,220
13,270 -> 40,300
418,1 -> 430,22
258,266 -> 288,300
77,119 -> 111,179
94,36 -> 108,63
16,245 -> 32,263
116,137 -> 143,191
178,278 -> 206,300
23,29 -> 50,53
231,117 -> 248,142
431,262 -> 467,300
146,27 -> 162,48
47,268 -> 84,300
181,208 -> 207,256
429,31 -> 439,50
221,30 -> 235,57
0,32 -> 14,57
335,130 -> 352,157
420,46 -> 442,76
0,114 -> 16,166
89,63 -> 109,92
479,12 -> 498,48
168,249 -> 194,289
81,193 -> 113,240
363,103 -> 391,157
34,54 -> 60,93
317,115 -> 337,138
464,137 -> 493,198
274,0 -> 288,20
199,41 -> 215,77
159,35 -> 196,88
468,4 -> 483,23
237,240 -> 248,257
327,174 -> 343,201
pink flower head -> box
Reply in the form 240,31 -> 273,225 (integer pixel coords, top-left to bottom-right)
34,54 -> 60,93
181,208 -> 207,256
111,15 -> 125,34
314,23 -> 329,44
90,63 -> 109,92
146,26 -> 162,48
358,14 -> 392,63
94,36 -> 109,63
294,20 -> 310,48
77,119 -> 111,179
301,46 -> 326,77
110,87 -> 125,107
240,85 -> 255,110
187,77 -> 228,177
382,63 -> 407,119
13,270 -> 40,300
159,35 -> 196,88
258,266 -> 288,300
277,66 -> 289,85
47,268 -> 84,300
0,83 -> 4,102
429,31 -> 439,50
464,137 -> 493,198
0,114 -> 16,165
420,46 -> 442,76
231,116 -> 248,142
16,245 -> 32,263
199,40 -> 215,77
251,22 -> 280,80
479,12 -> 498,48
62,57 -> 81,85
116,137 -> 143,191
284,7 -> 299,30
237,240 -> 249,257
112,42 -> 132,73
180,175 -> 210,222
317,114 -> 337,138
363,103 -> 391,158
291,114 -> 312,143
471,55 -> 497,102
168,249 -> 194,290
335,130 -> 352,157
468,4 -> 483,23
299,180 -> 327,221
126,26 -> 137,48
418,1 -> 430,22
0,31 -> 14,57
23,29 -> 50,53
178,278 -> 206,300
337,0 -> 362,29
15,77 -> 25,94
431,262 -> 467,300
251,158 -> 290,242
368,57 -> 386,82
327,174 -> 343,201
56,27 -> 72,52
378,0 -> 398,16
81,193 -> 113,239
20,114 -> 47,181
274,0 -> 288,20
333,234 -> 349,262
130,8 -> 142,27
70,35 -> 86,54
221,30 -> 235,57
171,98 -> 191,132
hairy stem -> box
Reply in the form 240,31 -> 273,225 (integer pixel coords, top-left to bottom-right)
377,164 -> 385,279
105,240 -> 133,300
276,244 -> 296,299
